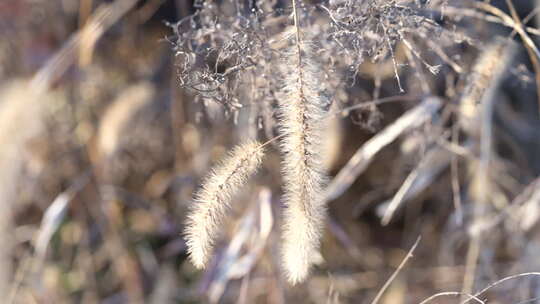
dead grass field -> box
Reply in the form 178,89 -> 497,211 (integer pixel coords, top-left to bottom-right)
0,0 -> 539,303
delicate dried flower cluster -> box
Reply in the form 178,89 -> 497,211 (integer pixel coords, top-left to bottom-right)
168,1 -> 276,112
322,0 -> 470,86
325,0 -> 433,63
170,0 -> 469,109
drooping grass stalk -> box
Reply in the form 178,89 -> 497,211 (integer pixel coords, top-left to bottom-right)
278,0 -> 329,284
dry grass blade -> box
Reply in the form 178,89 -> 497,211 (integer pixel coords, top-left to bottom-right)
7,173 -> 90,303
379,147 -> 451,225
419,292 -> 485,304
516,297 -> 540,304
504,0 -> 540,118
34,173 -> 90,260
460,273 -> 540,304
208,188 -> 273,303
474,1 -> 540,116
370,236 -> 421,304
2,10 -> 122,290
30,0 -> 138,92
0,81 -> 47,301
208,203 -> 256,303
324,97 -> 442,202
474,2 -> 540,59
442,6 -> 540,37
513,178 -> 540,231
184,141 -> 265,269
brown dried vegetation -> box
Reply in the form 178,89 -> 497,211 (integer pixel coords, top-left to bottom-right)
1,0 -> 540,303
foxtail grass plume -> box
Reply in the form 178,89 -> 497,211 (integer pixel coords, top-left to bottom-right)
184,141 -> 264,269
459,39 -> 516,135
277,40 -> 329,284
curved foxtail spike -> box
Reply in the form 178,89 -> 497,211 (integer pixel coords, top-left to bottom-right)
184,141 -> 265,269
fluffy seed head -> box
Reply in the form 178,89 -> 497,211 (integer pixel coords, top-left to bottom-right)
459,40 -> 516,134
277,42 -> 329,284
184,141 -> 264,269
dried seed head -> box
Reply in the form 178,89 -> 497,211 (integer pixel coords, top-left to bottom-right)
184,141 -> 264,268
459,40 -> 516,135
97,82 -> 155,158
277,41 -> 329,284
